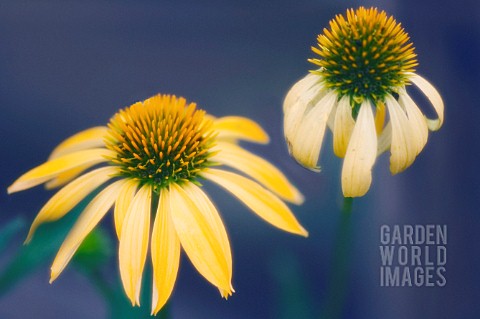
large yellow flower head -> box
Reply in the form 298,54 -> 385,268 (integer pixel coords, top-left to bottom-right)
8,94 -> 307,314
283,7 -> 444,197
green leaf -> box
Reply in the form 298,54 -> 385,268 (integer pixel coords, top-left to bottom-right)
0,193 -> 94,296
0,216 -> 26,253
72,227 -> 113,272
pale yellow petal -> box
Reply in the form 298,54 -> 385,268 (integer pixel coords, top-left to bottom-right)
114,179 -> 138,239
283,97 -> 309,149
202,169 -> 308,237
409,73 -> 444,131
8,149 -> 113,194
399,90 -> 429,155
25,166 -> 117,243
182,183 -> 234,296
50,179 -> 126,283
48,127 -> 108,160
283,80 -> 326,145
341,102 -> 377,197
119,184 -> 152,306
283,73 -> 320,114
168,183 -> 232,292
288,91 -> 337,171
333,96 -> 355,158
386,95 -> 418,174
212,142 -> 304,204
213,116 -> 269,144
151,189 -> 181,315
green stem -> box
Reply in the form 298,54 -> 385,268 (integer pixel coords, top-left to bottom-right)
320,197 -> 354,319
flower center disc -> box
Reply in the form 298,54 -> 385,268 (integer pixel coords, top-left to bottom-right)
310,7 -> 418,105
105,95 -> 215,192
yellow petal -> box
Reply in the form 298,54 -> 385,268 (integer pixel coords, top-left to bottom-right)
386,95 -> 418,174
114,179 -> 138,239
8,148 -> 113,194
409,73 -> 444,131
119,184 -> 152,306
212,142 -> 304,204
50,179 -> 126,283
48,127 -> 108,159
341,102 -> 377,197
25,166 -> 117,243
213,116 -> 269,144
169,183 -> 232,292
151,189 -> 181,315
44,164 -> 93,190
399,90 -> 429,155
374,101 -> 387,135
182,183 -> 234,297
202,168 -> 308,237
288,91 -> 337,171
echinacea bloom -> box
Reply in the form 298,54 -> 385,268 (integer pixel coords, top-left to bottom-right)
283,7 -> 444,197
8,94 -> 307,314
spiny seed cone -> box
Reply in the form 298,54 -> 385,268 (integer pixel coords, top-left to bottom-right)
104,94 -> 216,192
309,7 -> 418,105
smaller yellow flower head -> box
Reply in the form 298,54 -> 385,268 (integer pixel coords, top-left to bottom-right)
283,7 -> 444,197
310,7 -> 417,109
105,95 -> 215,192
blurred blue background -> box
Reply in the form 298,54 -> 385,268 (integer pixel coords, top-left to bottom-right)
0,0 -> 479,318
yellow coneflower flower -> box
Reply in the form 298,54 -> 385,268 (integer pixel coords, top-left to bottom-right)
283,7 -> 444,197
8,94 -> 307,314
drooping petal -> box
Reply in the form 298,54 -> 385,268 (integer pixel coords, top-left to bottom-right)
212,142 -> 304,204
399,90 -> 429,155
213,116 -> 269,144
283,80 -> 328,143
50,179 -> 127,282
119,184 -> 152,306
48,127 -> 108,159
341,102 -> 377,197
151,189 -> 181,315
114,179 -> 138,239
288,91 -> 337,171
202,168 -> 308,237
44,164 -> 93,190
333,95 -> 355,158
283,73 -> 320,113
8,148 -> 114,194
25,166 -> 118,243
409,73 -> 444,131
182,183 -> 234,297
168,183 -> 232,293
289,91 -> 337,172
385,95 -> 418,174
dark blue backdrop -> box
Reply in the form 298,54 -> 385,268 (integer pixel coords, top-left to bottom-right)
1,1 -> 479,318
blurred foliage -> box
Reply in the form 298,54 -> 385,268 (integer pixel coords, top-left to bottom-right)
0,204 -> 84,297
0,217 -> 26,253
0,192 -> 168,318
73,227 -> 113,272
